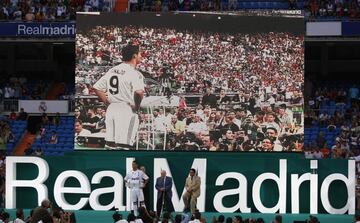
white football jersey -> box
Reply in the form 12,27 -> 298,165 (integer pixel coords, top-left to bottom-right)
93,63 -> 145,105
125,170 -> 149,189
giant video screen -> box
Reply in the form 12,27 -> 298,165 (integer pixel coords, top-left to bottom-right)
75,13 -> 304,151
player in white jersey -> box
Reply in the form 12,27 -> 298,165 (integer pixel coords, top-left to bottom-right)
124,160 -> 149,216
93,44 -> 145,149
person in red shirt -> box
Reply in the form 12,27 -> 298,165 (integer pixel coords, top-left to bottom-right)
9,109 -> 17,120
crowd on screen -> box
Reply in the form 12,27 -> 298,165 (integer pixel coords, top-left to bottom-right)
305,0 -> 360,19
75,26 -> 304,151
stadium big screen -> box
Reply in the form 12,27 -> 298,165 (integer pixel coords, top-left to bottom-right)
75,13 -> 304,151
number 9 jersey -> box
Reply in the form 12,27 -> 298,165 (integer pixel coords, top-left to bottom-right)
93,63 -> 145,105
92,63 -> 145,146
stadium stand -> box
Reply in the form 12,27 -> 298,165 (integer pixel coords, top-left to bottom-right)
304,84 -> 360,158
305,0 -> 360,20
30,116 -> 75,156
5,120 -> 27,155
0,0 -> 304,22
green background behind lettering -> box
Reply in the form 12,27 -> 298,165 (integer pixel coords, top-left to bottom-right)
13,151 -> 350,214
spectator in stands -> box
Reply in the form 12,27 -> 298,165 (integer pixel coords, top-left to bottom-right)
187,114 -> 208,134
75,119 -> 91,140
260,137 -> 275,151
221,111 -> 240,134
289,0 -> 298,9
219,129 -> 237,151
82,108 -> 99,133
168,115 -> 186,135
34,147 -> 44,156
316,131 -> 326,148
17,108 -> 28,121
313,148 -> 324,159
48,131 -> 58,144
42,113 -> 50,126
25,9 -> 35,21
263,113 -> 280,134
202,88 -> 218,108
9,109 -> 17,121
7,131 -> 15,144
53,112 -> 61,127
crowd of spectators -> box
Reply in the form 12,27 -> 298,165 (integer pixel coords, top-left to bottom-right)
0,0 -> 301,22
0,200 -> 327,223
75,26 -> 304,151
0,120 -> 14,150
0,0 -> 79,21
305,0 -> 360,20
0,199 -> 76,223
0,77 -> 48,111
126,0 -> 239,12
304,82 -> 360,159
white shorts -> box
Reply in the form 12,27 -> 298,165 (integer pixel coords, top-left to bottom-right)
105,102 -> 139,145
130,188 -> 145,206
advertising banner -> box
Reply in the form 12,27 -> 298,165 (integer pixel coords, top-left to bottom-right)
0,22 -> 75,38
6,152 -> 355,215
306,22 -> 342,36
18,100 -> 69,114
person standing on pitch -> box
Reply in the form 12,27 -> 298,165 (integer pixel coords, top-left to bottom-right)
155,170 -> 175,217
125,160 -> 149,216
93,44 -> 145,150
182,168 -> 201,213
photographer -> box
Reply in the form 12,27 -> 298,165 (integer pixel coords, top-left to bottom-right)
278,133 -> 303,152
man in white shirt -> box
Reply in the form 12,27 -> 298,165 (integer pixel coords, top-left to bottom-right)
187,114 -> 208,134
124,160 -> 149,216
188,211 -> 201,223
9,209 -> 25,223
75,119 -> 91,138
263,112 -> 281,134
93,44 -> 145,150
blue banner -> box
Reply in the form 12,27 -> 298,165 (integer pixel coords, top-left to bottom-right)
0,22 -> 75,37
342,21 -> 360,36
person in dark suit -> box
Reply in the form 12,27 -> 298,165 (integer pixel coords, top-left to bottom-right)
155,170 -> 175,217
